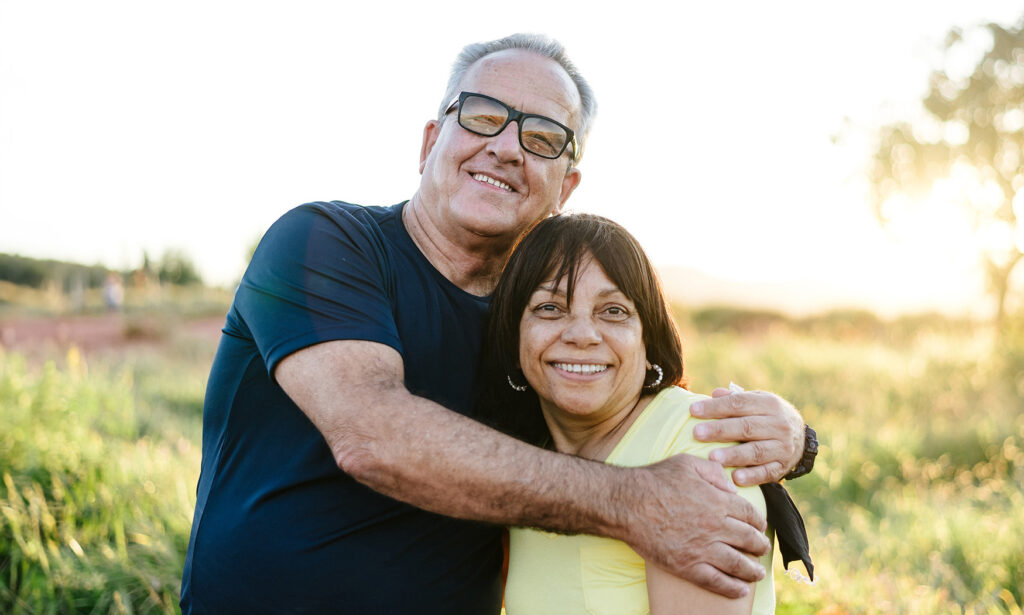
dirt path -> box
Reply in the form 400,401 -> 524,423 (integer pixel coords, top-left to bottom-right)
0,313 -> 225,356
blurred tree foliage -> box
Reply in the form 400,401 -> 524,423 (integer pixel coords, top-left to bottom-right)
0,253 -> 108,290
870,16 -> 1024,328
0,250 -> 203,289
155,249 -> 203,286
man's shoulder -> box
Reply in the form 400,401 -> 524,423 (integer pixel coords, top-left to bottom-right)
256,200 -> 407,256
284,200 -> 404,230
242,200 -> 408,285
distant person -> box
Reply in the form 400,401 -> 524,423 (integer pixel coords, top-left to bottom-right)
103,272 -> 124,311
181,33 -> 814,613
478,214 -> 813,614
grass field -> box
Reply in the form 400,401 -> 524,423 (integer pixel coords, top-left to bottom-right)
1,306 -> 1022,614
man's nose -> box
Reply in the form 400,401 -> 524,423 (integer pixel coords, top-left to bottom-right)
486,120 -> 525,163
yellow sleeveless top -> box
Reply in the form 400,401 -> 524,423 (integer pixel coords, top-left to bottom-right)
503,387 -> 775,615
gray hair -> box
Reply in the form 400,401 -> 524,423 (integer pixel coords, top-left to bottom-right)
437,33 -> 597,164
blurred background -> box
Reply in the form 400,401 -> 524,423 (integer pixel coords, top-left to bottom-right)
1,1 -> 1023,613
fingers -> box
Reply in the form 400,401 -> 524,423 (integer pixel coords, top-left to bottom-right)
682,562 -> 755,600
696,415 -> 783,444
691,389 -> 807,483
723,512 -> 770,553
731,461 -> 787,487
706,436 -> 782,465
706,540 -> 767,583
691,390 -> 774,419
707,439 -> 791,484
691,455 -> 738,494
710,387 -> 732,398
723,488 -> 769,535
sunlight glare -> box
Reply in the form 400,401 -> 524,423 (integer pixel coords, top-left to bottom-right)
1014,190 -> 1024,253
883,169 -> 981,268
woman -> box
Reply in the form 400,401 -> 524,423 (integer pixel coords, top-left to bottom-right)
477,213 -> 776,614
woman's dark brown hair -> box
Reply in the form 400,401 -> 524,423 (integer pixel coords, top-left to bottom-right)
474,213 -> 685,445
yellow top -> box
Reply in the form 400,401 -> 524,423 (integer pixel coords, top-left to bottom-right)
504,387 -> 775,615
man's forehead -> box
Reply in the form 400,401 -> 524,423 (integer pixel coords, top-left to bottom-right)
458,49 -> 580,121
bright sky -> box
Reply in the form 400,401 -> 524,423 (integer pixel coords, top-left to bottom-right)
2,1 -> 1020,317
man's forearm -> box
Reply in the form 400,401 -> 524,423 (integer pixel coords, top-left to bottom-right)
278,339 -> 627,537
331,381 -> 629,537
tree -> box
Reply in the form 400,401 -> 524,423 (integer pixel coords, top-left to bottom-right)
157,249 -> 203,286
870,16 -> 1024,328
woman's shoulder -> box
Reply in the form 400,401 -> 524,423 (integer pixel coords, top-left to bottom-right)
651,385 -> 708,407
609,387 -> 709,466
639,386 -> 709,431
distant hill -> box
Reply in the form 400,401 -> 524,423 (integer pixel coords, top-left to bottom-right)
656,265 -> 938,318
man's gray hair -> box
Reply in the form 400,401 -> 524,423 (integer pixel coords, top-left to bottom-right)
437,33 -> 597,164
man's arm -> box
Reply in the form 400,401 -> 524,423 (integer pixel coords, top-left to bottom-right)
690,388 -> 806,486
276,339 -> 769,599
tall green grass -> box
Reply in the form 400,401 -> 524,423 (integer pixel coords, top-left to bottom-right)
1,311 -> 1022,613
681,321 -> 1024,615
0,343 -> 204,613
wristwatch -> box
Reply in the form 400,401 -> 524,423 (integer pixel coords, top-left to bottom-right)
784,425 -> 818,480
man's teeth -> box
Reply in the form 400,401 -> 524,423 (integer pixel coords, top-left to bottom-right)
553,363 -> 608,375
473,173 -> 512,192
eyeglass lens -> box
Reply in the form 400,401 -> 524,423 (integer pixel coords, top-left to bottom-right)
458,95 -> 569,159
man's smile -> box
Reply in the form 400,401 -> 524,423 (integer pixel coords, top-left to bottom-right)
471,172 -> 514,192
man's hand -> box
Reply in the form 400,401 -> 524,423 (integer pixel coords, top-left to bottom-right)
689,389 -> 804,486
620,454 -> 769,599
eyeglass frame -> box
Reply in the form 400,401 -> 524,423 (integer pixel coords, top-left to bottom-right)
443,91 -> 580,164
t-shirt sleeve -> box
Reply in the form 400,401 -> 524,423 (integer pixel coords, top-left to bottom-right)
234,203 -> 402,377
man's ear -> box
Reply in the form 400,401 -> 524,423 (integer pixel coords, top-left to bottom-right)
419,120 -> 441,175
553,167 -> 582,214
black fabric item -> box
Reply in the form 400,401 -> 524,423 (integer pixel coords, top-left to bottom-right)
760,482 -> 814,581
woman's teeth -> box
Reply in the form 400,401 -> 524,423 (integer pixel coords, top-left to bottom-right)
552,363 -> 607,375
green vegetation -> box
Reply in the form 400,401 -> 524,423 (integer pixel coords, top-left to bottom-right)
1,307 -> 1022,613
678,311 -> 1024,615
0,337 -> 208,614
0,255 -> 111,293
0,250 -> 204,301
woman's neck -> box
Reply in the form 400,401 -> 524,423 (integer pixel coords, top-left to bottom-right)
541,393 -> 657,462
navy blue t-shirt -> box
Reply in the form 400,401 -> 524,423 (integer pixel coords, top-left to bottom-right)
180,201 -> 503,614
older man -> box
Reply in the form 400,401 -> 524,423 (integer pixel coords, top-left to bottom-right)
181,34 -> 808,614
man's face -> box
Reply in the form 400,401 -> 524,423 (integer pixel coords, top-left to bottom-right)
417,49 -> 582,244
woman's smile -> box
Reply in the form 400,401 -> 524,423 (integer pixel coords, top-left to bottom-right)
550,362 -> 608,376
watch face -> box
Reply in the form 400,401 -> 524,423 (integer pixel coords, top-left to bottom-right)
786,426 -> 818,480
805,426 -> 819,455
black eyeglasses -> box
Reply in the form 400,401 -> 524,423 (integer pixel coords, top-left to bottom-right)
444,91 -> 579,163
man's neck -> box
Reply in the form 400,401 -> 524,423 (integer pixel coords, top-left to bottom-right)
402,195 -> 515,297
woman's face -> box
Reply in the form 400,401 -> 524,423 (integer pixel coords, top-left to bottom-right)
518,255 -> 648,424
